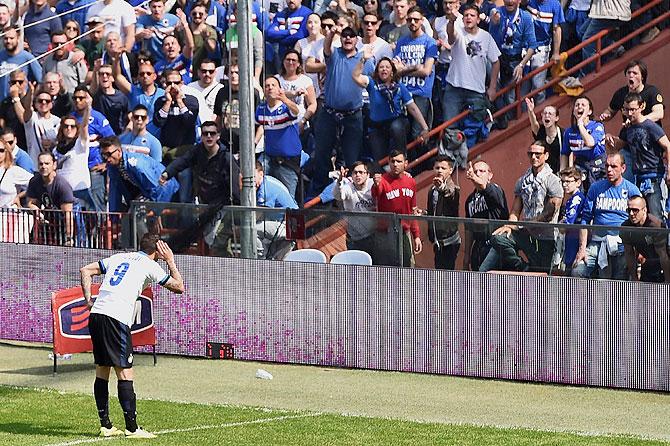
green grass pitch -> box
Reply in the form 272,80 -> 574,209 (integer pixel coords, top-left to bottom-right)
0,386 -> 665,446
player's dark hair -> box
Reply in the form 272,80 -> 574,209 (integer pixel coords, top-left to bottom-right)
350,160 -> 370,173
434,155 -> 454,169
559,167 -> 581,182
389,149 -> 407,160
624,92 -> 644,106
321,10 -> 339,23
407,6 -> 424,17
132,104 -> 149,113
99,136 -> 121,151
625,59 -> 648,84
530,140 -> 547,153
462,3 -> 480,15
201,120 -> 218,130
0,127 -> 15,138
140,233 -> 161,255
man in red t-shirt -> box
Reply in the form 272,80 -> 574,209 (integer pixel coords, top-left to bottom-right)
371,150 -> 423,266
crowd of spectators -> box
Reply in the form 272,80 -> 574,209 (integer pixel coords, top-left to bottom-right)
0,0 -> 666,279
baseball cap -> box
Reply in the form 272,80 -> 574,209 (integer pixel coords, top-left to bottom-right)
86,16 -> 103,25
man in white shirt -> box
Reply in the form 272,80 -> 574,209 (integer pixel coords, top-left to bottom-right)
360,13 -> 392,65
186,59 -> 223,119
19,85 -> 60,166
442,3 -> 500,125
86,0 -> 136,52
80,233 -> 184,439
333,161 -> 376,256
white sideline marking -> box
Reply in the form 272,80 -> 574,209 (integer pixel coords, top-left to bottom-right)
44,413 -> 321,446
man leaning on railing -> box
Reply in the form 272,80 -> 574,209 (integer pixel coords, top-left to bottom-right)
26,151 -> 75,246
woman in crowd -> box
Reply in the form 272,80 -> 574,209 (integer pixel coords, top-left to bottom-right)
53,104 -> 92,212
560,95 -> 606,190
0,140 -> 32,208
363,0 -> 384,23
63,20 -> 80,48
295,13 -> 324,99
276,50 -> 317,137
526,97 -> 562,174
352,49 -> 429,162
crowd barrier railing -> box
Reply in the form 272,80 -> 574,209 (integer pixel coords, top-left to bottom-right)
0,207 -> 128,249
129,201 -> 670,281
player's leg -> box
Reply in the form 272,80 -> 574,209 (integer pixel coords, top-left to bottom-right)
115,366 -> 155,438
94,366 -> 117,434
89,313 -> 124,437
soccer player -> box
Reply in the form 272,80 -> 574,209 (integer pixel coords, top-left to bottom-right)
80,233 -> 185,438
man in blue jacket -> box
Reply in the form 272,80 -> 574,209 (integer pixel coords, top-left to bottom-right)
265,0 -> 312,63
100,136 -> 178,213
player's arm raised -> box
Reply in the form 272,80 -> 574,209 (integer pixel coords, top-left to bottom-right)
80,262 -> 102,309
156,240 -> 185,294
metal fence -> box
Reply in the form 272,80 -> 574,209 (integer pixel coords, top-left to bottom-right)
0,207 -> 126,249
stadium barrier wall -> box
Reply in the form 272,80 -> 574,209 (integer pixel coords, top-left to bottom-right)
2,243 -> 669,392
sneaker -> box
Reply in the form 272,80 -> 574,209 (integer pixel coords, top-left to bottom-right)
99,426 -> 124,437
125,427 -> 157,439
640,26 -> 660,44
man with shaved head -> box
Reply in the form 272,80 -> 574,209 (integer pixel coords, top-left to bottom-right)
463,160 -> 509,270
621,195 -> 670,282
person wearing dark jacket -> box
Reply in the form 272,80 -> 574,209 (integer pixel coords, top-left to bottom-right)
160,121 -> 240,252
463,160 -> 509,271
153,70 -> 200,152
160,121 -> 239,206
426,156 -> 460,269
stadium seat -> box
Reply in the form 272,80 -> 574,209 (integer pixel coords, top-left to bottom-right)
330,250 -> 373,265
284,248 -> 327,263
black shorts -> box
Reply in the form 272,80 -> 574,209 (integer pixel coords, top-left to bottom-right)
89,313 -> 134,368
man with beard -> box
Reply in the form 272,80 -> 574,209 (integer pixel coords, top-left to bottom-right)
0,70 -> 29,151
26,152 -> 75,246
71,85 -> 115,212
41,31 -> 88,94
393,6 -> 438,145
160,121 -> 239,250
372,150 -> 422,266
480,141 -> 562,273
311,25 -> 365,196
91,64 -> 129,135
114,61 -> 164,138
463,160 -> 509,270
214,64 -> 260,154
0,26 -> 42,100
334,161 -> 376,256
266,0 -> 312,60
42,72 -> 74,118
154,10 -> 194,84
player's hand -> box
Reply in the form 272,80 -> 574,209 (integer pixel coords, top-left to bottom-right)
525,97 -> 535,113
433,176 -> 443,188
373,173 -> 382,187
159,171 -> 168,185
513,64 -> 523,83
572,247 -> 587,267
599,110 -> 612,121
413,237 -> 422,254
492,225 -> 514,237
157,240 -> 175,263
85,299 -> 93,310
337,166 -> 348,183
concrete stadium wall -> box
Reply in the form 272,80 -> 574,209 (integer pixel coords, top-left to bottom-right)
1,243 -> 669,391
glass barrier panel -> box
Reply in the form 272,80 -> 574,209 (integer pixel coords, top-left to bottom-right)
131,202 -> 670,282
